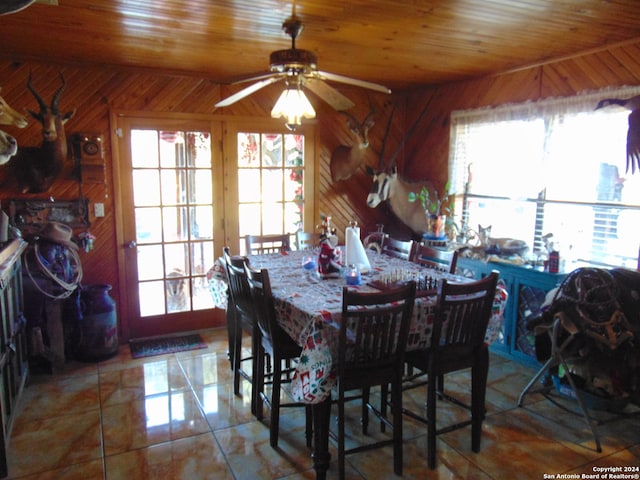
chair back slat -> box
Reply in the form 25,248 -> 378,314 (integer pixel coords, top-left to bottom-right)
296,231 -> 322,250
413,244 -> 459,274
223,246 -> 252,319
381,236 -> 417,261
340,282 -> 416,370
244,265 -> 277,342
246,234 -> 291,255
432,272 -> 499,352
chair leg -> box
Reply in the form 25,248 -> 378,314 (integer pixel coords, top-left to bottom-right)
392,379 -> 403,476
250,329 -> 260,416
471,349 -> 489,453
362,387 -> 370,435
270,356 -> 282,448
233,323 -> 243,396
436,374 -> 444,396
305,405 -> 313,448
255,344 -> 265,421
427,371 -> 437,469
338,388 -> 346,480
380,383 -> 388,433
226,307 -> 235,369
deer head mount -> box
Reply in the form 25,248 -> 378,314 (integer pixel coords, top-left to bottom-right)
330,107 -> 376,182
10,72 -> 76,193
0,86 -> 29,165
0,87 -> 29,128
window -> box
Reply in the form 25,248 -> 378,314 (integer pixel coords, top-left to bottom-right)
449,86 -> 640,269
237,132 -> 307,254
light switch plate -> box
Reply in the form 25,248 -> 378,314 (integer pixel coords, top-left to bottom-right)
94,203 -> 105,217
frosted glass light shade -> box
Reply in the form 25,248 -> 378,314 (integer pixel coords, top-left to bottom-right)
271,87 -> 316,130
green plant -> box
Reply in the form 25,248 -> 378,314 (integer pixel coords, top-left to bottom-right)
408,180 -> 453,217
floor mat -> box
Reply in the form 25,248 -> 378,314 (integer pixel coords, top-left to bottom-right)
129,333 -> 207,359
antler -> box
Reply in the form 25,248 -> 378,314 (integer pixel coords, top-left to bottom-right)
26,71 -> 47,111
379,96 -> 435,171
51,73 -> 67,112
377,105 -> 396,170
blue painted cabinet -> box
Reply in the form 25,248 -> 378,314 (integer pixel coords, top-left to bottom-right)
456,257 -> 567,367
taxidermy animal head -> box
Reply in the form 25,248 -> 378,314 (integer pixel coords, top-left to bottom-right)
10,72 -> 76,193
0,86 -> 28,165
366,163 -> 435,235
365,99 -> 438,235
0,87 -> 29,128
0,129 -> 18,165
330,107 -> 376,182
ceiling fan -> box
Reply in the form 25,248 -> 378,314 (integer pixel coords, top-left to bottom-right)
0,0 -> 56,16
214,13 -> 391,112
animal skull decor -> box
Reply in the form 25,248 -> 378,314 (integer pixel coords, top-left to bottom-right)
9,72 -> 76,193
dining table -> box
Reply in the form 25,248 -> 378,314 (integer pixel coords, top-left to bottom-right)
208,248 -> 507,480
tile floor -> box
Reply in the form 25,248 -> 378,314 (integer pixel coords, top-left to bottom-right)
5,327 -> 640,479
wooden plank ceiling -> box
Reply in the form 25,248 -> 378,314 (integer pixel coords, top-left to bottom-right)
1,0 -> 640,93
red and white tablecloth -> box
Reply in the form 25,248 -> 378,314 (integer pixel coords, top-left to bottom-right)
209,249 -> 507,404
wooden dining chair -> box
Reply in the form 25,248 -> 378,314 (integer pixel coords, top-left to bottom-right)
222,247 -> 258,414
402,271 -> 499,469
245,233 -> 291,255
296,231 -> 322,250
244,264 -> 312,449
381,235 -> 417,261
334,280 -> 417,479
412,244 -> 459,274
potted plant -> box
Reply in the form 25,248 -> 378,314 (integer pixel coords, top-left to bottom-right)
408,181 -> 453,240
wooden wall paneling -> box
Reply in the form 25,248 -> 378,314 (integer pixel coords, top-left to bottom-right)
394,42 -> 640,240
1,39 -> 640,341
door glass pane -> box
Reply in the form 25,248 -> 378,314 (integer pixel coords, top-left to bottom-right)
131,129 -> 214,317
136,207 -> 162,244
131,130 -> 159,168
133,171 -> 160,206
139,281 -> 165,316
237,131 -> 306,253
137,245 -> 164,281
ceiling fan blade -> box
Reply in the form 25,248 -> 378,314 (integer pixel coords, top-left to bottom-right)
316,71 -> 391,94
230,71 -> 279,85
304,78 -> 355,111
215,76 -> 282,108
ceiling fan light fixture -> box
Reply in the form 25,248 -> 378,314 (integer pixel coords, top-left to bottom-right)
271,85 -> 316,130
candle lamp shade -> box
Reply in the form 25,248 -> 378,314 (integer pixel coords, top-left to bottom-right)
271,86 -> 316,130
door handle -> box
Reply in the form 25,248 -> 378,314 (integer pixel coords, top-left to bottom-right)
125,241 -> 137,249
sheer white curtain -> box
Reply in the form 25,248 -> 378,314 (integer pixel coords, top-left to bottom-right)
449,85 -> 640,269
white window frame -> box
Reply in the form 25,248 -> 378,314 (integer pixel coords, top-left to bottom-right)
449,86 -> 640,269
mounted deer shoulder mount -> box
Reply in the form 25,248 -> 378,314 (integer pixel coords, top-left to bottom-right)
10,72 -> 76,193
330,108 -> 375,182
0,86 -> 29,165
0,87 -> 29,128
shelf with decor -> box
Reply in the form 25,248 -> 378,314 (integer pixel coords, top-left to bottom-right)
456,257 -> 567,368
0,238 -> 29,478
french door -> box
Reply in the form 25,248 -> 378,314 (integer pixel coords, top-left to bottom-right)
113,114 -> 225,339
223,120 -> 316,255
113,114 -> 316,340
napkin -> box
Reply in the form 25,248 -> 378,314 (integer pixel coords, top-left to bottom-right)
344,226 -> 371,273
